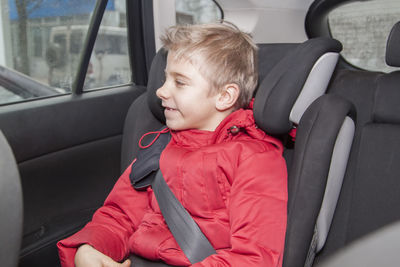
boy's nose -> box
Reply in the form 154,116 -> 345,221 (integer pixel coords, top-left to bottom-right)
156,83 -> 169,100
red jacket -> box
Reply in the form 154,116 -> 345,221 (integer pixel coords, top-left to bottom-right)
57,108 -> 287,267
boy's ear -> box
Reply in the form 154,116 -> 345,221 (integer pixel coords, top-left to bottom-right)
215,83 -> 240,111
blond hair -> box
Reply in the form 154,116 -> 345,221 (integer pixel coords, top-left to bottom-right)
161,22 -> 258,109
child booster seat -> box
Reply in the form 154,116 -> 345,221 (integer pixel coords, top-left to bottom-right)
121,37 -> 354,267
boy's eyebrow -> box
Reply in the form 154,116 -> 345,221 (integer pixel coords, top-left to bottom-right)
165,69 -> 191,80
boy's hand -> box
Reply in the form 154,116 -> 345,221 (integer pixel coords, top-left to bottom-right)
75,244 -> 131,267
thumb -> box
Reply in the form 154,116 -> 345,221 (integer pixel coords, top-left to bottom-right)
103,258 -> 131,267
120,259 -> 131,267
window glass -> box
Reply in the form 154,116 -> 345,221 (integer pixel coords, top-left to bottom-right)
175,0 -> 222,25
0,85 -> 22,102
0,0 -> 95,104
0,0 -> 129,105
83,0 -> 130,90
328,0 -> 400,72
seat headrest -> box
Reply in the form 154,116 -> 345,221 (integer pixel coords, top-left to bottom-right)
373,72 -> 400,124
147,48 -> 167,123
386,21 -> 400,67
254,37 -> 342,135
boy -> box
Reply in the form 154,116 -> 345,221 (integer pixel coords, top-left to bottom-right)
58,22 -> 287,267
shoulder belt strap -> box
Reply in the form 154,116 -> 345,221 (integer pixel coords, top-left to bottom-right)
130,129 -> 216,264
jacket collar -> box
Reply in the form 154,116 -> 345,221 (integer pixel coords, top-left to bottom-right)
170,107 -> 275,148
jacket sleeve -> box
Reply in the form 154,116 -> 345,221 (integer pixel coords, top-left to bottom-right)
193,150 -> 288,267
57,161 -> 151,267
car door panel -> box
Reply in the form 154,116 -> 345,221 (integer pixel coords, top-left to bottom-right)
0,85 -> 145,266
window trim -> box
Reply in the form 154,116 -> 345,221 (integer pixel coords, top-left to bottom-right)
212,0 -> 224,21
72,0 -> 109,95
127,0 -> 156,86
305,0 -> 371,71
0,66 -> 61,106
305,0 -> 353,39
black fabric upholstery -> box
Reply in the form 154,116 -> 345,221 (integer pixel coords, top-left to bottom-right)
386,21 -> 400,67
254,37 -> 342,135
257,43 -> 298,85
283,94 -> 354,267
0,130 -> 23,267
121,93 -> 164,171
328,69 -> 380,128
146,48 -> 168,123
372,72 -> 400,124
317,70 -> 380,257
347,124 -> 400,242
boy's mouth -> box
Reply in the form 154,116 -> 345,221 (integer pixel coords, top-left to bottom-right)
162,105 -> 177,111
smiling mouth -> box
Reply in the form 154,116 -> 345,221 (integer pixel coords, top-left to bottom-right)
163,105 -> 177,111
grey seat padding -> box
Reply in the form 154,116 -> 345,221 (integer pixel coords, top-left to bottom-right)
317,221 -> 400,267
0,130 -> 23,267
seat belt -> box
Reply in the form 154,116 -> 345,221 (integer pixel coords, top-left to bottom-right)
152,169 -> 216,264
130,129 -> 216,264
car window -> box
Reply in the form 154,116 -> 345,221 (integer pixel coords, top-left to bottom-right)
0,85 -> 22,102
0,0 -> 129,105
83,2 -> 130,91
328,0 -> 400,72
176,0 -> 222,25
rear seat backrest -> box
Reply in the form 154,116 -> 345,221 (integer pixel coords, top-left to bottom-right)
348,74 -> 400,240
347,30 -> 400,239
315,21 -> 400,264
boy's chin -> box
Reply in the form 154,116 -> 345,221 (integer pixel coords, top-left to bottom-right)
165,122 -> 184,131
166,123 -> 194,132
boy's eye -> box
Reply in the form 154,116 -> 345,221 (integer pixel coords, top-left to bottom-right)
175,80 -> 186,87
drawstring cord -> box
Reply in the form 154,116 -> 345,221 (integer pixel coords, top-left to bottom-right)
139,127 -> 170,149
289,126 -> 297,142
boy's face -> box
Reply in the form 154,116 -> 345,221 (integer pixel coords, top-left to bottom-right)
156,52 -> 224,131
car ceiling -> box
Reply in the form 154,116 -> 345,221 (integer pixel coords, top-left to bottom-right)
216,0 -> 316,43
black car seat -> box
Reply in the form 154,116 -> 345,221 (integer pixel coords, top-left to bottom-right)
0,130 -> 23,267
252,40 -> 355,267
313,21 -> 400,266
121,37 -> 353,267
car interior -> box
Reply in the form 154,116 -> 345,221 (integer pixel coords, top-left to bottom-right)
0,0 -> 399,266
